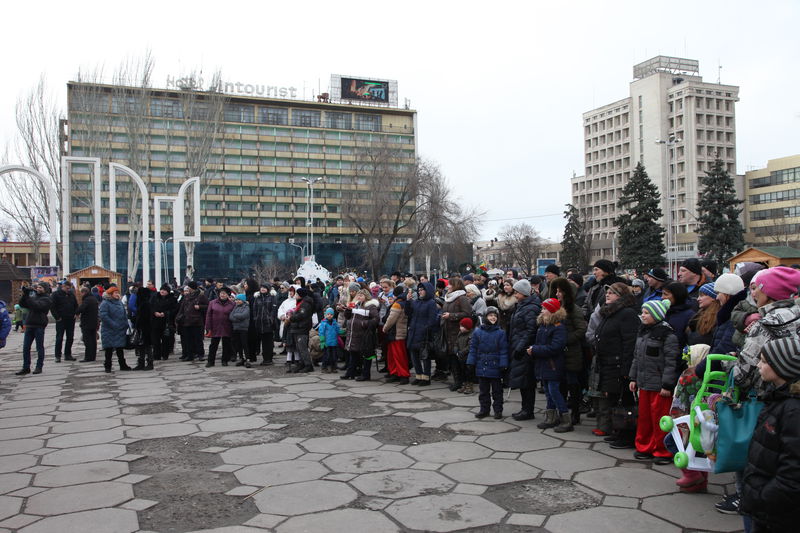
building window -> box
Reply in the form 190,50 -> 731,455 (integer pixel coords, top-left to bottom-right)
258,107 -> 288,125
224,104 -> 255,123
291,109 -> 321,128
326,112 -> 352,130
355,114 -> 382,132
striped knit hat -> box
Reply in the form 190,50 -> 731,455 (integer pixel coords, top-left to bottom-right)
642,299 -> 671,323
762,336 -> 800,382
699,282 -> 717,299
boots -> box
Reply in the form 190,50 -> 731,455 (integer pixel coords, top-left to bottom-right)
554,411 -> 574,433
680,473 -> 708,493
134,347 -> 146,371
571,409 -> 581,426
118,353 -> 132,371
144,346 -> 154,370
676,469 -> 706,488
463,383 -> 474,395
537,409 -> 558,429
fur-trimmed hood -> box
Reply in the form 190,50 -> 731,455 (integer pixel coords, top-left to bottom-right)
538,307 -> 566,326
444,289 -> 466,303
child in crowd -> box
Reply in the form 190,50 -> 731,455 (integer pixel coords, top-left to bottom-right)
318,307 -> 343,373
628,299 -> 680,465
456,318 -> 475,394
467,307 -> 508,419
740,336 -> 800,532
230,293 -> 251,368
13,304 -> 24,331
530,298 -> 571,432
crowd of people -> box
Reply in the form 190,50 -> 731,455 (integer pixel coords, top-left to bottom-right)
5,257 -> 800,533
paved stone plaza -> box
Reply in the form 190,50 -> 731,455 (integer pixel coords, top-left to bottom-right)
0,330 -> 745,532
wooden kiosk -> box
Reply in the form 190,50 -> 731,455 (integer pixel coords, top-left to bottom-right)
67,265 -> 125,291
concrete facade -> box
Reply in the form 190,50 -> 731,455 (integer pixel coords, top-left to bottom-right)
744,154 -> 800,248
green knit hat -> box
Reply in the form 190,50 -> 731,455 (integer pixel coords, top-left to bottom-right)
642,299 -> 671,322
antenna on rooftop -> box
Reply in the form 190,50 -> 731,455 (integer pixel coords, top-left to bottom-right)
717,61 -> 722,84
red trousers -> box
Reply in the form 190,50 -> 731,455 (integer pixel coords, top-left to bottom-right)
636,389 -> 673,457
386,340 -> 410,378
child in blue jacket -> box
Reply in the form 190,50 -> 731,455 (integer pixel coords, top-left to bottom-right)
467,306 -> 509,419
318,307 -> 343,373
528,298 -> 570,432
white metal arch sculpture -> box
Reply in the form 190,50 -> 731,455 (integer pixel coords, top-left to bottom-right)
0,165 -> 59,268
109,163 -> 149,282
61,156 -> 102,270
152,176 -> 201,288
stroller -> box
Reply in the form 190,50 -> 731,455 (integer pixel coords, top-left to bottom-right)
659,353 -> 737,471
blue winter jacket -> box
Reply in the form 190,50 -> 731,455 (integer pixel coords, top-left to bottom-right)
318,318 -> 342,348
0,300 -> 11,345
467,323 -> 509,379
99,296 -> 129,349
406,282 -> 440,351
531,322 -> 567,381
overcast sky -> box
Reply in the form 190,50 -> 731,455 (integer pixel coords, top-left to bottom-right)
2,0 -> 798,242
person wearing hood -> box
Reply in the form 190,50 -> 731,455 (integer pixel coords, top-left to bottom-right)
508,278 -> 543,421
467,306 -> 509,419
440,277 -> 474,390
230,293 -> 252,368
150,284 -> 178,362
252,283 -> 277,366
465,284 -> 487,325
98,287 -> 132,373
342,289 -> 380,381
530,298 -> 571,432
730,264 -> 767,348
486,278 -> 518,333
662,281 -> 697,352
406,281 -> 440,386
75,286 -> 99,362
16,283 -> 53,375
582,259 -> 627,320
288,287 -> 316,373
204,287 -> 235,367
628,299 -> 680,465
382,286 -> 410,384
739,336 -> 800,533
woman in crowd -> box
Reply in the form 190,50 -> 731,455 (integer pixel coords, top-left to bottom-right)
98,286 -> 131,373
662,281 -> 696,351
382,286 -> 410,384
230,293 -> 252,368
487,278 -> 518,333
406,281 -> 440,386
551,276 -> 588,426
204,287 -> 235,367
686,283 -> 720,347
441,277 -> 474,391
342,289 -> 380,381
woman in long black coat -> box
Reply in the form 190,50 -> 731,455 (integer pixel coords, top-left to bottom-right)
507,280 -> 542,421
588,282 -> 639,441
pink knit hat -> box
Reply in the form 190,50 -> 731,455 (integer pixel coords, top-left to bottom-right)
755,266 -> 800,301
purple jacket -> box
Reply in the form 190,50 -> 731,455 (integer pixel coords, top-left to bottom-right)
205,298 -> 235,338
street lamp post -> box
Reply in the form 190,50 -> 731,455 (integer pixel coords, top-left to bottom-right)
299,177 -> 325,259
656,135 -> 682,277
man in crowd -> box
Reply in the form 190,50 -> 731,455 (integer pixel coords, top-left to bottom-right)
678,258 -> 708,300
642,268 -> 671,303
16,283 -> 53,375
51,281 -> 79,362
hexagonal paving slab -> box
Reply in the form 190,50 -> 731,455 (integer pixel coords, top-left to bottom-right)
641,492 -> 748,532
405,441 -> 492,463
351,469 -> 456,499
252,480 -> 356,515
546,506 -> 681,533
0,439 -> 44,456
574,466 -> 678,498
0,495 -> 22,521
277,508 -> 400,533
123,412 -> 191,426
18,508 -> 139,533
476,431 -> 562,452
386,493 -> 506,532
33,461 -> 129,487
322,450 -> 413,474
40,444 -> 127,466
234,460 -> 329,487
220,443 -> 304,465
412,410 -> 477,425
126,423 -> 198,440
301,435 -> 381,454
0,473 -> 32,495
197,416 -> 267,433
441,458 -> 540,485
49,418 -> 122,434
25,481 -> 134,515
520,447 -> 616,473
48,427 -> 126,448
0,454 -> 37,474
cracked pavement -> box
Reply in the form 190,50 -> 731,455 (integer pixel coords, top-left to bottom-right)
0,331 -> 745,532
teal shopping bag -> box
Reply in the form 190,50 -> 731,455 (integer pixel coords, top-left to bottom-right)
714,393 -> 764,474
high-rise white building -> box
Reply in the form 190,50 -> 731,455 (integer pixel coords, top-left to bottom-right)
571,56 -> 740,272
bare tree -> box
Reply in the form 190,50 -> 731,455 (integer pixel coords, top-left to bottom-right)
248,260 -> 293,285
343,144 -> 480,278
0,77 -> 65,266
498,222 -> 544,277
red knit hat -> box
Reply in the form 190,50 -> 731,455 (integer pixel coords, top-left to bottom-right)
542,298 -> 561,313
459,317 -> 474,330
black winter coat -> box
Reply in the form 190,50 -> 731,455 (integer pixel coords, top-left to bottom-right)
508,294 -> 541,389
20,291 -> 53,328
582,274 -> 628,320
591,300 -> 639,394
252,292 -> 277,334
666,302 -> 697,350
289,295 -> 315,335
150,292 -> 178,329
135,294 -> 153,346
406,282 -> 440,351
51,288 -> 78,320
740,380 -> 800,530
76,294 -> 99,330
